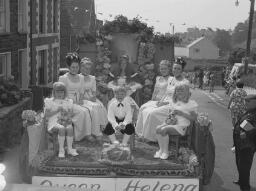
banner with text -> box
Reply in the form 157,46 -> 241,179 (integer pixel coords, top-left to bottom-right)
33,176 -> 199,191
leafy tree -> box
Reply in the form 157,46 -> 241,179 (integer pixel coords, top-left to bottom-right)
213,29 -> 232,54
228,48 -> 246,65
232,22 -> 248,45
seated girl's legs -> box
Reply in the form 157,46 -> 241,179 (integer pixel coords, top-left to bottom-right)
155,124 -> 181,159
143,105 -> 169,142
120,123 -> 135,146
136,102 -> 158,137
56,124 -> 65,158
155,123 -> 167,158
66,124 -> 78,156
102,123 -> 119,144
72,104 -> 92,141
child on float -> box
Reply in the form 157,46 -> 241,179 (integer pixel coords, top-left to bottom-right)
155,83 -> 198,160
103,86 -> 135,146
44,82 -> 78,158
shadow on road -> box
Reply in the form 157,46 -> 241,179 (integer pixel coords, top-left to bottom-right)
204,172 -> 233,191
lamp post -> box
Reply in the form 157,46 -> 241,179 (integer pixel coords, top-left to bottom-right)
236,0 -> 255,74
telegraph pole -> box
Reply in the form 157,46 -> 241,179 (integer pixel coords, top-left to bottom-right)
245,0 -> 255,73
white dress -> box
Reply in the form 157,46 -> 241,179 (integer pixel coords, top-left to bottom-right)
136,76 -> 190,141
136,76 -> 169,135
59,74 -> 92,141
44,98 -> 73,131
81,75 -> 108,136
164,100 -> 198,136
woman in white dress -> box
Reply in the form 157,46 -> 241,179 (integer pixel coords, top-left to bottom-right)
80,57 -> 108,141
136,60 -> 171,135
59,52 -> 93,141
136,59 -> 190,142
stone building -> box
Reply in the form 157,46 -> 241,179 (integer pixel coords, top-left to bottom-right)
0,0 -> 28,88
30,0 -> 61,85
0,0 -> 61,88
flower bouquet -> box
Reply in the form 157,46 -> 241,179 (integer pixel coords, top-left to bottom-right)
57,108 -> 73,127
165,110 -> 177,125
178,147 -> 199,173
197,112 -> 211,127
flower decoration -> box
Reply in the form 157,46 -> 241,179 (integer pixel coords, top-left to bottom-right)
197,112 -> 212,127
178,147 -> 199,173
165,110 -> 177,125
22,110 -> 40,127
57,109 -> 73,127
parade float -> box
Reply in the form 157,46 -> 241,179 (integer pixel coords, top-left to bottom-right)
19,16 -> 215,191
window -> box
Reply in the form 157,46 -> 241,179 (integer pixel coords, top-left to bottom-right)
0,52 -> 11,79
18,49 -> 28,88
53,0 -> 58,33
39,0 -> 46,33
0,0 -> 9,33
18,0 -> 27,32
38,50 -> 47,84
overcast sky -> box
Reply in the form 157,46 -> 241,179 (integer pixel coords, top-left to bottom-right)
95,0 -> 251,33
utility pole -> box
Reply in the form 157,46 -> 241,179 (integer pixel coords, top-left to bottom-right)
245,0 -> 255,74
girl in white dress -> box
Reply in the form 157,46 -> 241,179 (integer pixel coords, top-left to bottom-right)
155,84 -> 198,159
59,53 -> 93,141
136,60 -> 171,135
80,57 -> 108,141
44,82 -> 78,158
136,61 -> 189,141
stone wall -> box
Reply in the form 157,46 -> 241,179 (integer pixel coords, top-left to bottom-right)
0,98 -> 32,149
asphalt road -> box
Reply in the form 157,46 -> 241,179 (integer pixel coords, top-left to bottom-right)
190,88 -> 256,191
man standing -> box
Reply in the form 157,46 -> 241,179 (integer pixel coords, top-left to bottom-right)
233,94 -> 256,191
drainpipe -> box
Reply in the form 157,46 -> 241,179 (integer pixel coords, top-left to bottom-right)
30,0 -> 33,85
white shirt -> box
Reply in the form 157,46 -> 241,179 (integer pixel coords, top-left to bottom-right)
108,98 -> 132,128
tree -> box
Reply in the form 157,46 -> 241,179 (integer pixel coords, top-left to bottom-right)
228,48 -> 246,64
232,22 -> 248,45
213,29 -> 232,55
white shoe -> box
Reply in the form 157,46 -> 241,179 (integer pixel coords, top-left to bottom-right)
154,150 -> 162,158
160,152 -> 169,160
231,147 -> 235,153
67,148 -> 79,156
58,149 -> 65,158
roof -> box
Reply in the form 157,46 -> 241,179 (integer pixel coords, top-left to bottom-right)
187,37 -> 205,48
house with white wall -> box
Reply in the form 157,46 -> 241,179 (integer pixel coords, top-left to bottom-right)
175,37 -> 219,59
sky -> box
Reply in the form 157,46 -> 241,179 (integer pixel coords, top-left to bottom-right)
95,0 -> 251,34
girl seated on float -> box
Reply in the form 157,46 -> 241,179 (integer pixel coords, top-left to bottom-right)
103,86 -> 135,146
80,57 -> 108,141
155,84 -> 198,160
44,82 -> 78,158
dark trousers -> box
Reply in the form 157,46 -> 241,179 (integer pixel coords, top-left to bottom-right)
103,117 -> 135,136
234,131 -> 255,190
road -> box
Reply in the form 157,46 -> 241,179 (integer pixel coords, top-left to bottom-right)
190,88 -> 256,191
